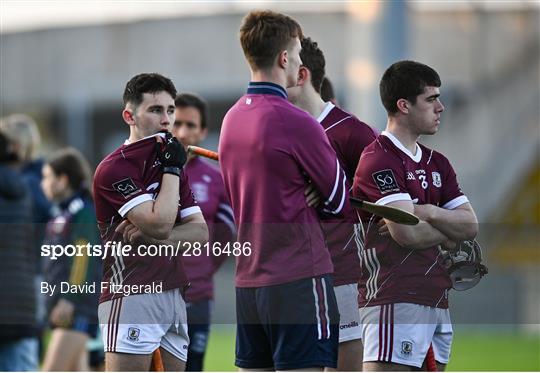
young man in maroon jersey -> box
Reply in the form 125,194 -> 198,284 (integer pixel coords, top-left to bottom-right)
352,61 -> 478,371
172,93 -> 235,371
219,11 -> 347,371
93,73 -> 208,371
287,36 -> 377,371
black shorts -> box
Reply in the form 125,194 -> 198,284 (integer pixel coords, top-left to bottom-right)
186,299 -> 211,354
235,275 -> 339,370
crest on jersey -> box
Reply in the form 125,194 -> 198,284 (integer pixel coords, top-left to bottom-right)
401,341 -> 413,355
192,182 -> 209,203
112,178 -> 141,199
127,327 -> 140,342
372,169 -> 400,194
432,172 -> 442,188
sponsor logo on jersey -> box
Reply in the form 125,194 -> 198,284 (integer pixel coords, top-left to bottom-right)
127,327 -> 140,342
372,169 -> 400,194
432,172 -> 442,187
339,321 -> 359,330
112,178 -> 141,199
401,340 -> 413,355
406,172 -> 416,181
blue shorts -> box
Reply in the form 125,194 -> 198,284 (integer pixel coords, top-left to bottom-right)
235,275 -> 339,370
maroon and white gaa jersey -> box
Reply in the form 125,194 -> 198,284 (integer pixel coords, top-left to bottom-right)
352,131 -> 469,309
183,156 -> 235,303
93,133 -> 201,303
219,82 -> 347,288
318,102 -> 377,286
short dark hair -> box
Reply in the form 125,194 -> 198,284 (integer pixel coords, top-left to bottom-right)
320,76 -> 335,102
300,37 -> 326,93
175,93 -> 208,129
123,73 -> 177,107
0,132 -> 17,163
239,10 -> 303,71
47,148 -> 93,198
380,60 -> 441,115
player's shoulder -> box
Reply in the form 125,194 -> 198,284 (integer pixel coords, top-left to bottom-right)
418,142 -> 451,165
324,105 -> 376,136
357,135 -> 402,171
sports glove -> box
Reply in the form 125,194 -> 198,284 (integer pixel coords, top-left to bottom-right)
156,132 -> 187,175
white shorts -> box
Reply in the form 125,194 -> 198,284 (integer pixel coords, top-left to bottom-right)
360,303 -> 453,368
334,283 -> 362,343
98,288 -> 189,362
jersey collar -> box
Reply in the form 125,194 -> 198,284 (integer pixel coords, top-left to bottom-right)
381,130 -> 422,163
124,131 -> 166,145
246,81 -> 287,99
316,102 -> 335,123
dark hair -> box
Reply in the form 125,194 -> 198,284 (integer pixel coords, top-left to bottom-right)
320,76 -> 335,102
0,132 -> 18,163
300,37 -> 326,93
239,10 -> 303,71
380,60 -> 441,115
175,93 -> 208,129
123,73 -> 177,107
47,148 -> 93,199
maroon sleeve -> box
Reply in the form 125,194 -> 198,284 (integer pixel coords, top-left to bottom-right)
94,160 -> 154,218
352,145 -> 410,205
439,155 -> 468,209
178,170 -> 199,219
291,116 -> 347,215
343,119 -> 377,180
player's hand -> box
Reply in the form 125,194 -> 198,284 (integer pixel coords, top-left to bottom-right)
116,219 -> 156,246
156,131 -> 187,169
377,219 -> 390,236
441,239 -> 457,252
50,298 -> 74,328
304,183 -> 321,207
413,203 -> 435,222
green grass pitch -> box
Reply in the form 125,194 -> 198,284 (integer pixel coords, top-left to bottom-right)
204,327 -> 540,371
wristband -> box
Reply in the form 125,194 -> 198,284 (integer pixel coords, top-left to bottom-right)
162,166 -> 181,177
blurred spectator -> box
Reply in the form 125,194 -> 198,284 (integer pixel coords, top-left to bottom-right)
0,114 -> 53,345
40,148 -> 102,371
0,132 -> 39,371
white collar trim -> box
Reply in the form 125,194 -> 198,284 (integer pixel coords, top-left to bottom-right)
316,102 -> 335,123
124,132 -> 166,145
381,131 -> 422,163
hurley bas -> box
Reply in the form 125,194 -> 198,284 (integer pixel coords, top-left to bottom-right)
41,281 -> 163,297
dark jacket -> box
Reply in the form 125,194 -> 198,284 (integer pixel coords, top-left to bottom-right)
0,165 -> 37,341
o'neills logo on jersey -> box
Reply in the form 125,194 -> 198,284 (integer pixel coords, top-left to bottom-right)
340,321 -> 359,330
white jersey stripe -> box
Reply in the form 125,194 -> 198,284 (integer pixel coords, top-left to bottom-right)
321,278 -> 330,339
312,279 -> 322,340
324,159 -> 341,206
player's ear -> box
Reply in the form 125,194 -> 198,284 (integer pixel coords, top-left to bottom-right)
396,98 -> 410,114
122,108 -> 135,125
297,66 -> 309,87
278,49 -> 288,69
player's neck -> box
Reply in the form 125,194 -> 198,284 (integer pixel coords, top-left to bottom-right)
297,90 -> 326,119
385,120 -> 419,155
250,69 -> 287,90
